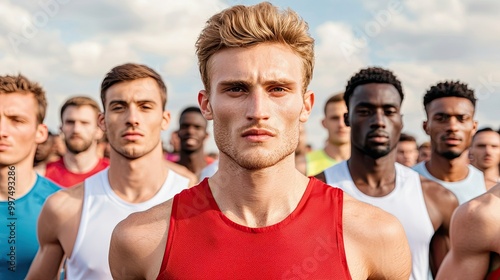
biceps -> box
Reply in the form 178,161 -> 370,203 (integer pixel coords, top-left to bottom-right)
26,243 -> 65,279
436,249 -> 489,279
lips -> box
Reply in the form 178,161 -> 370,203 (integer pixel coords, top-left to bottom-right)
122,131 -> 144,141
442,136 -> 462,145
241,127 -> 276,142
0,143 -> 11,152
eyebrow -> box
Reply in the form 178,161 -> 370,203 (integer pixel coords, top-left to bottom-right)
217,79 -> 297,87
108,99 -> 157,106
354,102 -> 399,108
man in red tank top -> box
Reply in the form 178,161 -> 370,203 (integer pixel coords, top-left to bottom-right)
44,96 -> 109,187
109,3 -> 412,279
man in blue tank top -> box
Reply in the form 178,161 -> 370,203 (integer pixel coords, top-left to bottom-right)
0,74 -> 60,279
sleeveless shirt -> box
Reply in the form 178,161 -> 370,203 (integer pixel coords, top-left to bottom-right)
0,175 -> 60,280
45,157 -> 109,188
413,162 -> 486,204
157,177 -> 351,280
325,161 -> 434,280
66,168 -> 189,279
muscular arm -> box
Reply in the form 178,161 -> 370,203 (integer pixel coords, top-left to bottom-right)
109,200 -> 173,280
421,178 -> 459,275
343,194 -> 411,280
436,194 -> 497,279
26,185 -> 83,280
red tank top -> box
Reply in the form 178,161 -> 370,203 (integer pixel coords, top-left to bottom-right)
157,177 -> 351,280
45,158 -> 109,188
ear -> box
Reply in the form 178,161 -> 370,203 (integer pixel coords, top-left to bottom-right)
95,127 -> 104,141
423,120 -> 429,136
198,90 -> 213,121
344,113 -> 350,127
321,118 -> 327,129
35,123 -> 49,144
98,112 -> 106,133
161,110 -> 171,131
299,90 -> 314,123
472,120 -> 478,135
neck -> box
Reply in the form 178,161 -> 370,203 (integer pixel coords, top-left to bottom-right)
347,149 -> 397,196
481,165 -> 500,181
177,149 -> 207,177
209,153 -> 309,228
426,151 -> 470,182
324,142 -> 350,162
0,161 -> 38,200
107,143 -> 169,203
63,143 -> 100,173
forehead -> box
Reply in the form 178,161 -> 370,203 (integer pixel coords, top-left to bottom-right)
473,131 -> 500,145
0,92 -> 38,119
426,97 -> 475,115
180,111 -> 206,125
350,83 -> 401,107
62,105 -> 98,120
325,102 -> 347,116
208,43 -> 304,89
398,141 -> 417,148
104,78 -> 162,106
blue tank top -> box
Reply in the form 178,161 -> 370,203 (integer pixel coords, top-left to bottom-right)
0,175 -> 60,280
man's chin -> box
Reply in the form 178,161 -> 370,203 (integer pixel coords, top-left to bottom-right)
439,150 -> 463,160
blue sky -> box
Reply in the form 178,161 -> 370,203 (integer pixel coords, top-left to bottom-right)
1,0 -> 499,153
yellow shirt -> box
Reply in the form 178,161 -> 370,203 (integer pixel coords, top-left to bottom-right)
305,149 -> 337,176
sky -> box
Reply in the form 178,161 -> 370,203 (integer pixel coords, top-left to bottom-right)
1,0 -> 499,153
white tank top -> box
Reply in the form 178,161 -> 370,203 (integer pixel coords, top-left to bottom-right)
413,162 -> 486,205
325,161 -> 435,280
66,168 -> 189,279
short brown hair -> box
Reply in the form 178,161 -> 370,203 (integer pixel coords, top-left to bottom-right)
100,63 -> 167,110
324,92 -> 345,115
195,2 -> 314,94
60,96 -> 102,122
0,74 -> 47,124
418,141 -> 431,150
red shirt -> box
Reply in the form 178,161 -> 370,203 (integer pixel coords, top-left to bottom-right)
157,177 -> 351,280
45,158 -> 109,188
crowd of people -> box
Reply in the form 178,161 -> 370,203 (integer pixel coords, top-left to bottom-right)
1,1 -> 499,280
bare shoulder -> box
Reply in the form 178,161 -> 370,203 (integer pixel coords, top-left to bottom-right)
452,186 -> 500,242
164,160 -> 197,187
420,176 -> 459,214
40,183 -> 84,223
420,176 -> 459,222
342,193 -> 411,279
109,199 -> 174,279
343,193 -> 407,241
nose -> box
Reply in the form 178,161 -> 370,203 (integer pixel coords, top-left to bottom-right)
370,109 -> 386,129
245,89 -> 271,121
0,117 -> 8,138
126,106 -> 140,127
445,116 -> 459,132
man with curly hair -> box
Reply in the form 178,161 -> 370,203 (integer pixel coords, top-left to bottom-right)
413,81 -> 486,204
316,66 -> 458,279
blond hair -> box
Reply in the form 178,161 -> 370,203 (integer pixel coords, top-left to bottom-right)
0,74 -> 47,124
195,2 -> 314,93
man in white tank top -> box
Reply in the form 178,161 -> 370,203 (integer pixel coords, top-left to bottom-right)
316,67 -> 458,279
27,63 -> 193,279
412,81 -> 486,204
